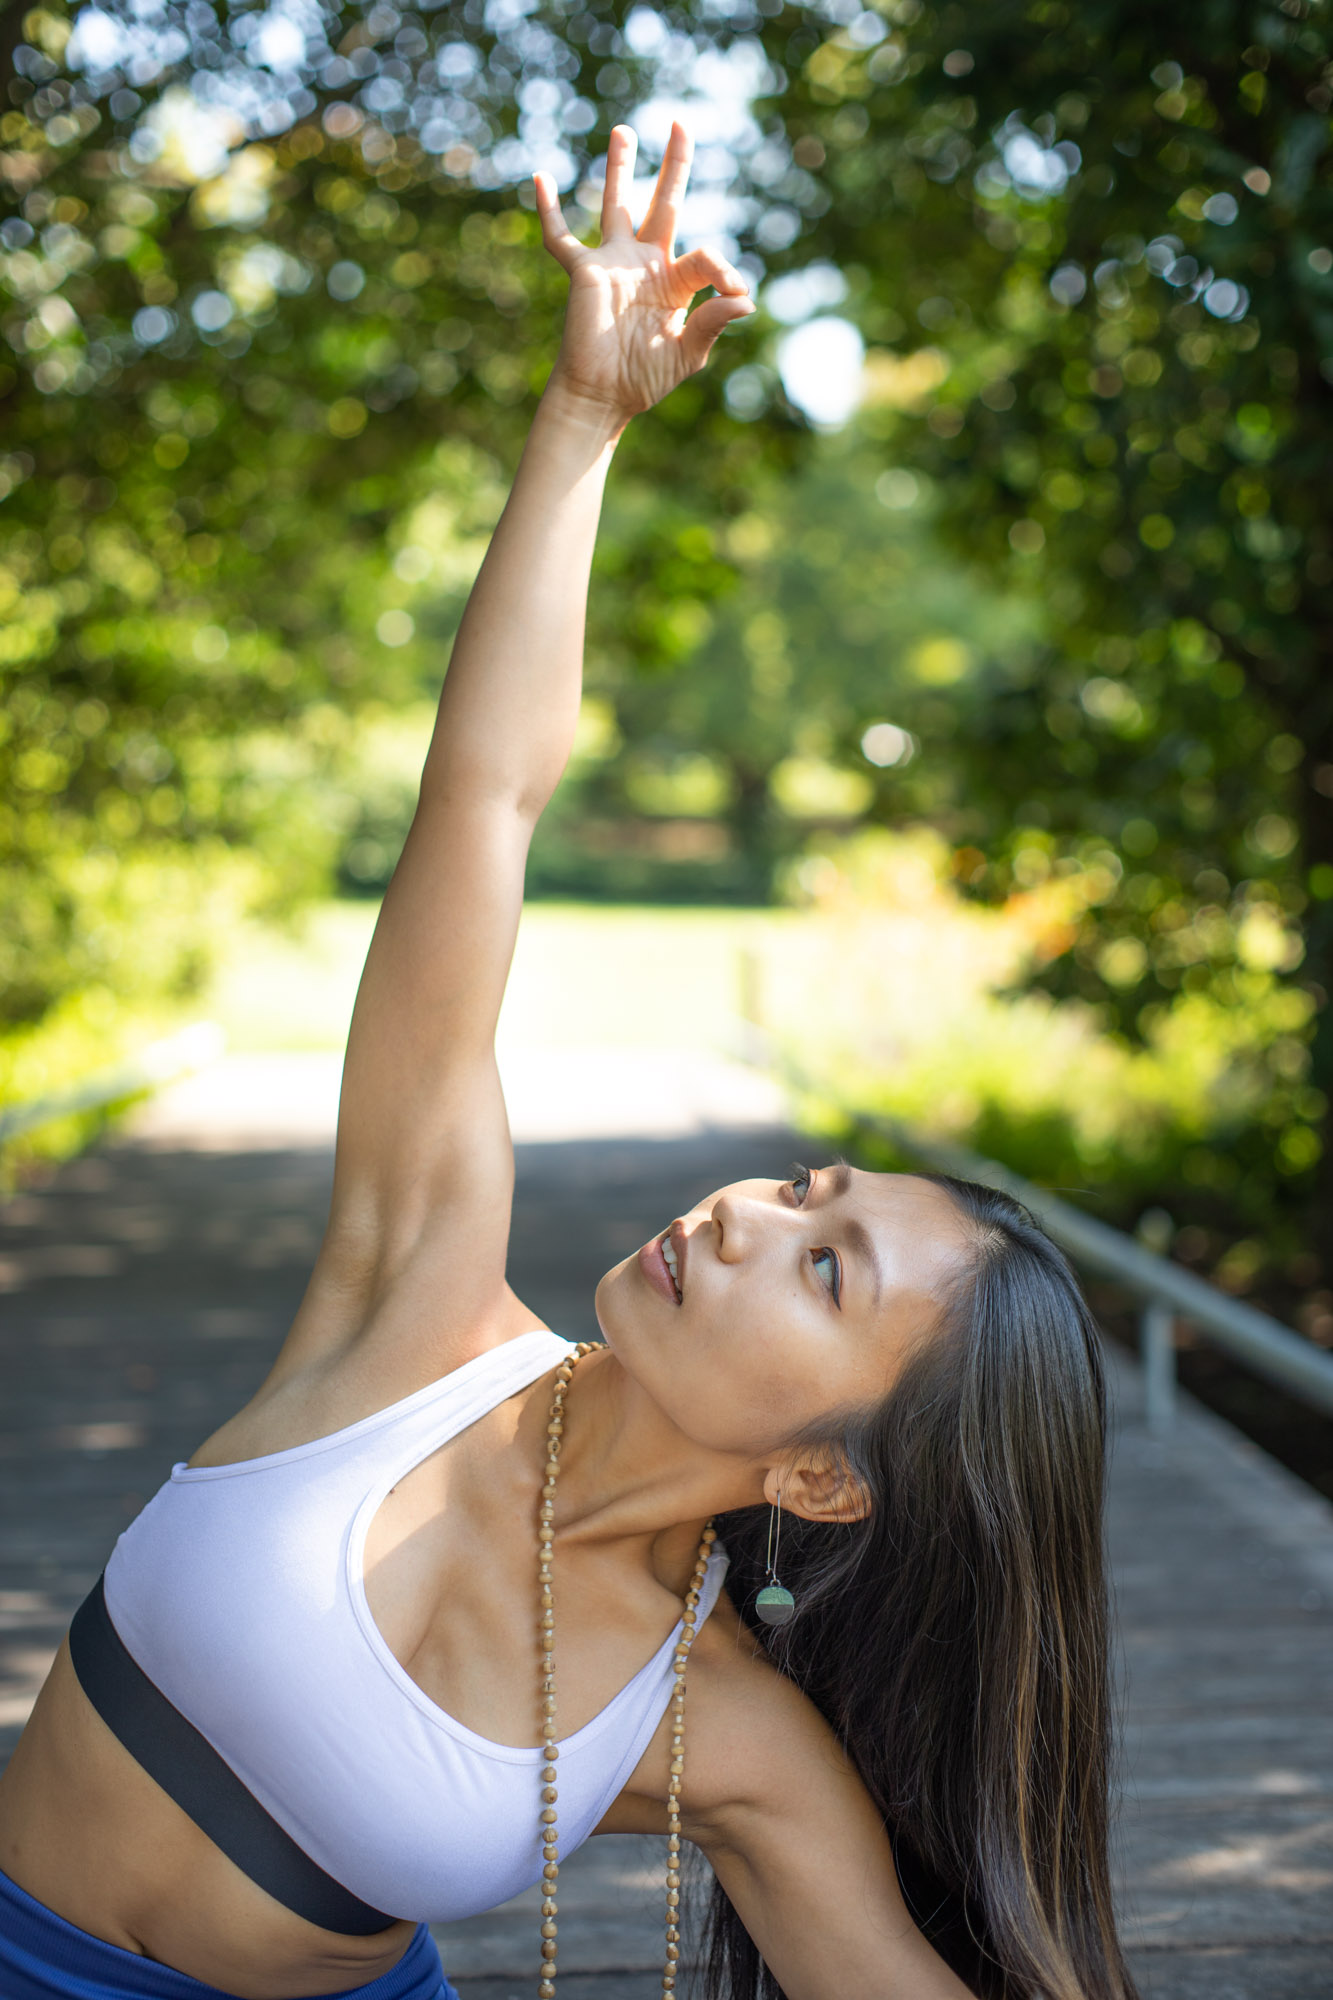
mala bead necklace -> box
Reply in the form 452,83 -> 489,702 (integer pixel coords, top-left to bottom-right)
537,1342 -> 716,2000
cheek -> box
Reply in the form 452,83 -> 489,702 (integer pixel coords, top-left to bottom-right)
689,1291 -> 829,1425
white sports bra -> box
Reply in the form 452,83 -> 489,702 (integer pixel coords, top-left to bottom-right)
103,1330 -> 729,1923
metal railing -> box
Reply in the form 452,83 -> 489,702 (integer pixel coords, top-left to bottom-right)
0,1022 -> 225,1146
826,1099 -> 1333,1435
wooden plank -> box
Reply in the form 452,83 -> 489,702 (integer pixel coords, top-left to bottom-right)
3,1118 -> 1332,2000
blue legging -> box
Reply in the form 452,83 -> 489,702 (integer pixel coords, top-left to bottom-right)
0,1867 -> 458,2000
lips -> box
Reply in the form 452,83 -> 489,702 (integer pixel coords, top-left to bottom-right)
638,1230 -> 682,1305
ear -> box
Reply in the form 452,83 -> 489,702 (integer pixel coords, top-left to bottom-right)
763,1456 -> 870,1525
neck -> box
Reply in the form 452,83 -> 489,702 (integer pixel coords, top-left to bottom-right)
521,1345 -> 762,1555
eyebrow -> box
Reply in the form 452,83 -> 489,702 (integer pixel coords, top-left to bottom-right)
817,1162 -> 883,1309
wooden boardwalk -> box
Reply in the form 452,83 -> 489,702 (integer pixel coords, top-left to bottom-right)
2,1104 -> 1331,1998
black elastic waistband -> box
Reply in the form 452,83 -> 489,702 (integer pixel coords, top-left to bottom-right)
68,1574 -> 396,1937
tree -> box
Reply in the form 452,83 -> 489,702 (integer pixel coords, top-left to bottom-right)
723,0 -> 1332,1256
0,0 -> 771,1043
4,0 -> 1331,1274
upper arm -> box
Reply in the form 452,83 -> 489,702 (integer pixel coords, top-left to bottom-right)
286,783 -> 539,1369
670,1631 -> 976,2000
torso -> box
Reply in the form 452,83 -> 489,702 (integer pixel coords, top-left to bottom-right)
0,1325 -> 764,1998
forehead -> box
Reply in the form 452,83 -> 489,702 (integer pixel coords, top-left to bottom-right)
839,1166 -> 974,1294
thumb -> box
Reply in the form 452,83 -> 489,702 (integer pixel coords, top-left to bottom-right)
681,293 -> 756,373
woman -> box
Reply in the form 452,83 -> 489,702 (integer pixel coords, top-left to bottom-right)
0,125 -> 1136,2000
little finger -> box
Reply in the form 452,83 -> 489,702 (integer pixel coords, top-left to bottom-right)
533,173 -> 584,272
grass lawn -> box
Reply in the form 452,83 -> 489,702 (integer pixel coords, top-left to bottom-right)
204,900 -> 813,1056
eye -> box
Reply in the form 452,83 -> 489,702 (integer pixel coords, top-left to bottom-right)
789,1162 -> 813,1202
811,1247 -> 841,1306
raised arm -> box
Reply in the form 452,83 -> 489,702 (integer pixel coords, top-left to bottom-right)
284,125 -> 753,1374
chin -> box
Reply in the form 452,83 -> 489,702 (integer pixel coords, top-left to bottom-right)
592,1259 -> 665,1377
592,1261 -> 627,1348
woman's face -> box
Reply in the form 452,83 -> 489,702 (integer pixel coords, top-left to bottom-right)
594,1163 -> 973,1463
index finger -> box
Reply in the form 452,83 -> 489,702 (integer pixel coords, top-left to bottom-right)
600,124 -> 639,241
638,120 -> 692,251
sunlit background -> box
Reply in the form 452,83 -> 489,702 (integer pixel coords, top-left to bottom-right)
3,0 -> 1333,1385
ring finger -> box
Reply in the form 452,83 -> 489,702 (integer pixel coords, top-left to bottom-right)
600,123 -> 639,241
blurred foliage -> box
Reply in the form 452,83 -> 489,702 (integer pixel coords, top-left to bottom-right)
0,0 -> 777,1053
770,828 -> 1325,1298
2,0 -> 1331,1268
727,0 -> 1333,1237
529,440 -> 1035,899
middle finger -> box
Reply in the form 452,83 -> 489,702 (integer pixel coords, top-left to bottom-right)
638,120 -> 693,250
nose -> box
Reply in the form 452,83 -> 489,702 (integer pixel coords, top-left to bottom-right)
710,1189 -> 771,1264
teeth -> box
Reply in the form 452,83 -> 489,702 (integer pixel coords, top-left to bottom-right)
662,1240 -> 678,1277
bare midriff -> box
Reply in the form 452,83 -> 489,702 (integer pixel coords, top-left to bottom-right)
0,1643 -> 417,2000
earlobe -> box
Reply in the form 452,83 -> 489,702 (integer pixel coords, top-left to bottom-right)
766,1460 -> 871,1525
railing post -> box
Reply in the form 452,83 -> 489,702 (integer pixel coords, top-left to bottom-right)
1140,1301 -> 1177,1436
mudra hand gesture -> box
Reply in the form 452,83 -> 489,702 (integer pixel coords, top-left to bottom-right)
533,121 -> 755,428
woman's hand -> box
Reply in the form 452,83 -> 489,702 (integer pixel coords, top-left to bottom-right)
534,121 -> 755,429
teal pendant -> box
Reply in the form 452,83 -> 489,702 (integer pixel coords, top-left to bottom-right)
755,1584 -> 796,1628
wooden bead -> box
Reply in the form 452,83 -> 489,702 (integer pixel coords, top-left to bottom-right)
539,1352 -> 715,2000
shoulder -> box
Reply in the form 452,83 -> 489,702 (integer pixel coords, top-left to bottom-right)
187,1300 -> 556,1467
677,1595 -> 858,1834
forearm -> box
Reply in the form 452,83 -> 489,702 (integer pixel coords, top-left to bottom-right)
422,381 -> 623,822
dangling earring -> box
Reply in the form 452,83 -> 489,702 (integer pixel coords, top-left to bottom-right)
755,1486 -> 796,1627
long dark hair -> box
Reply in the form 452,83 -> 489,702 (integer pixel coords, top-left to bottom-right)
701,1174 -> 1136,2000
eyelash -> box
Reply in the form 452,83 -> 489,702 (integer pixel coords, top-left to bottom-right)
788,1163 -> 842,1307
